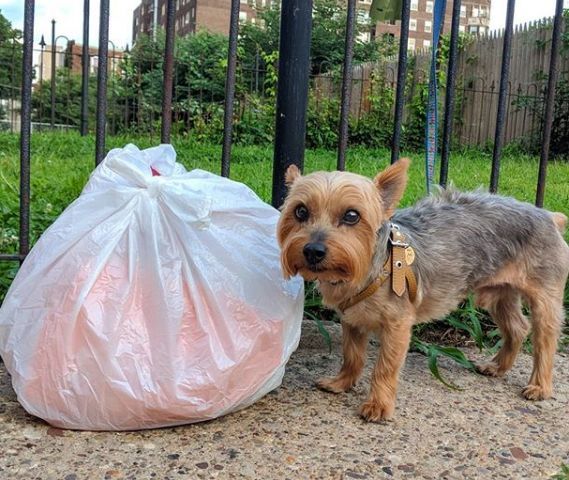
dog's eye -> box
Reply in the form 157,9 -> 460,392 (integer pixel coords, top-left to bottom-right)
294,205 -> 309,222
342,209 -> 360,225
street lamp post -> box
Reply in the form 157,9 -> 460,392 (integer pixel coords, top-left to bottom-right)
49,20 -> 70,130
39,35 -> 46,122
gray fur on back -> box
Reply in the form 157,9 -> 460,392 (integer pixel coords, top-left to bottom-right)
374,188 -> 569,316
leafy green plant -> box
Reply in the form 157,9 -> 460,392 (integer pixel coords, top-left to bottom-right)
411,337 -> 476,390
552,464 -> 569,480
303,282 -> 333,353
445,295 -> 500,352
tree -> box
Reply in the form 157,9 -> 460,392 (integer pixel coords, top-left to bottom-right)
239,0 -> 394,75
0,11 -> 23,106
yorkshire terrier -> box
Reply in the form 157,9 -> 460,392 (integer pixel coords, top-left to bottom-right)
277,158 -> 569,422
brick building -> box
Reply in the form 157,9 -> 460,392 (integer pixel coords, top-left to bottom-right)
132,0 -> 268,43
368,0 -> 491,51
36,42 -> 124,83
65,41 -> 125,75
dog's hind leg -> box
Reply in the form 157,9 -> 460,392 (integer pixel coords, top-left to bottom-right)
474,285 -> 529,377
522,288 -> 563,400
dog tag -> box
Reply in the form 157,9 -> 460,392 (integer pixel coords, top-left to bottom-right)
405,247 -> 415,265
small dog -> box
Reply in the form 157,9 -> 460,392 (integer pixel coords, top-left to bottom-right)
277,158 -> 569,422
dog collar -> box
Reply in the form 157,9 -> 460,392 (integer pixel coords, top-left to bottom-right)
338,224 -> 417,313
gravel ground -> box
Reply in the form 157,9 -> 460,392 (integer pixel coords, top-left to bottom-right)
1,320 -> 568,479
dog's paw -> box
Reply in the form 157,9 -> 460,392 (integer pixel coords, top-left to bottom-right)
522,384 -> 552,401
316,376 -> 354,393
359,399 -> 394,423
475,361 -> 505,377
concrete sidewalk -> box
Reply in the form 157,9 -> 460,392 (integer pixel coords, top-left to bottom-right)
1,320 -> 568,479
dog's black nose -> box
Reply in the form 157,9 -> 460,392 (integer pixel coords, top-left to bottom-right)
303,242 -> 327,265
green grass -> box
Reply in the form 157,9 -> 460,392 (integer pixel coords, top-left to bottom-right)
1,132 -> 568,380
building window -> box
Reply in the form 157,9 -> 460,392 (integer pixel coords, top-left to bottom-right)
408,37 -> 415,50
161,4 -> 165,16
468,25 -> 479,34
472,7 -> 479,17
185,12 -> 189,24
239,11 -> 247,22
424,20 -> 432,33
358,10 -> 370,23
409,18 -> 417,31
426,1 -> 433,13
423,39 -> 431,49
460,5 -> 466,17
459,25 -> 465,32
410,0 -> 418,11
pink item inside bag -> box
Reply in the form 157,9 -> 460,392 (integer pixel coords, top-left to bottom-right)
0,144 -> 303,430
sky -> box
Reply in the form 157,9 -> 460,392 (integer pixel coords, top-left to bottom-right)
0,0 -> 567,49
0,0 -> 140,49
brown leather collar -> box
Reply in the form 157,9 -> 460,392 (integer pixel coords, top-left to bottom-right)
338,224 -> 418,313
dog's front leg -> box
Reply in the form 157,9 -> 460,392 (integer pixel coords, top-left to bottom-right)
360,317 -> 413,422
317,322 -> 368,393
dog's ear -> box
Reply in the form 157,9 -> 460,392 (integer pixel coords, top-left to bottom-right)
373,158 -> 410,217
285,164 -> 302,186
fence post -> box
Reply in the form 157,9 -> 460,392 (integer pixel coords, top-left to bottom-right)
337,0 -> 357,171
221,0 -> 241,178
535,0 -> 563,208
489,0 -> 515,193
391,0 -> 411,164
439,0 -> 461,188
95,0 -> 110,165
19,0 -> 35,261
161,0 -> 176,144
80,0 -> 90,136
50,19 -> 56,129
271,0 -> 313,208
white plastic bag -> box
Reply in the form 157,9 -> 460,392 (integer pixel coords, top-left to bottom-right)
0,144 -> 304,431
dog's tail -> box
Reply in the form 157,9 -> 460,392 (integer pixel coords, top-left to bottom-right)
551,212 -> 568,233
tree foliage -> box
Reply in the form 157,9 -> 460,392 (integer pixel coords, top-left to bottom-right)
0,11 -> 23,120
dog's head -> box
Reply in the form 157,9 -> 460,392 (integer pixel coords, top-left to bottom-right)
277,158 -> 410,289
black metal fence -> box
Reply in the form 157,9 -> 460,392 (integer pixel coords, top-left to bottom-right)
0,0 -> 565,266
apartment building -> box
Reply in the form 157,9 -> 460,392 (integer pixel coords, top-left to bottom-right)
132,0 -> 268,43
368,0 -> 491,51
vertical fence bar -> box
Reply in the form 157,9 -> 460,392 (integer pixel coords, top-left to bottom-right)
95,0 -> 110,165
221,0 -> 240,178
489,0 -> 515,193
20,0 -> 35,260
161,0 -> 176,144
80,0 -> 90,136
271,0 -> 313,208
337,0 -> 357,171
50,19 -> 56,129
535,0 -> 563,208
439,0 -> 461,188
391,0 -> 411,164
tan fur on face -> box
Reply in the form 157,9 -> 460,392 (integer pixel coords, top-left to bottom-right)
277,161 -> 409,291
278,171 -> 382,288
